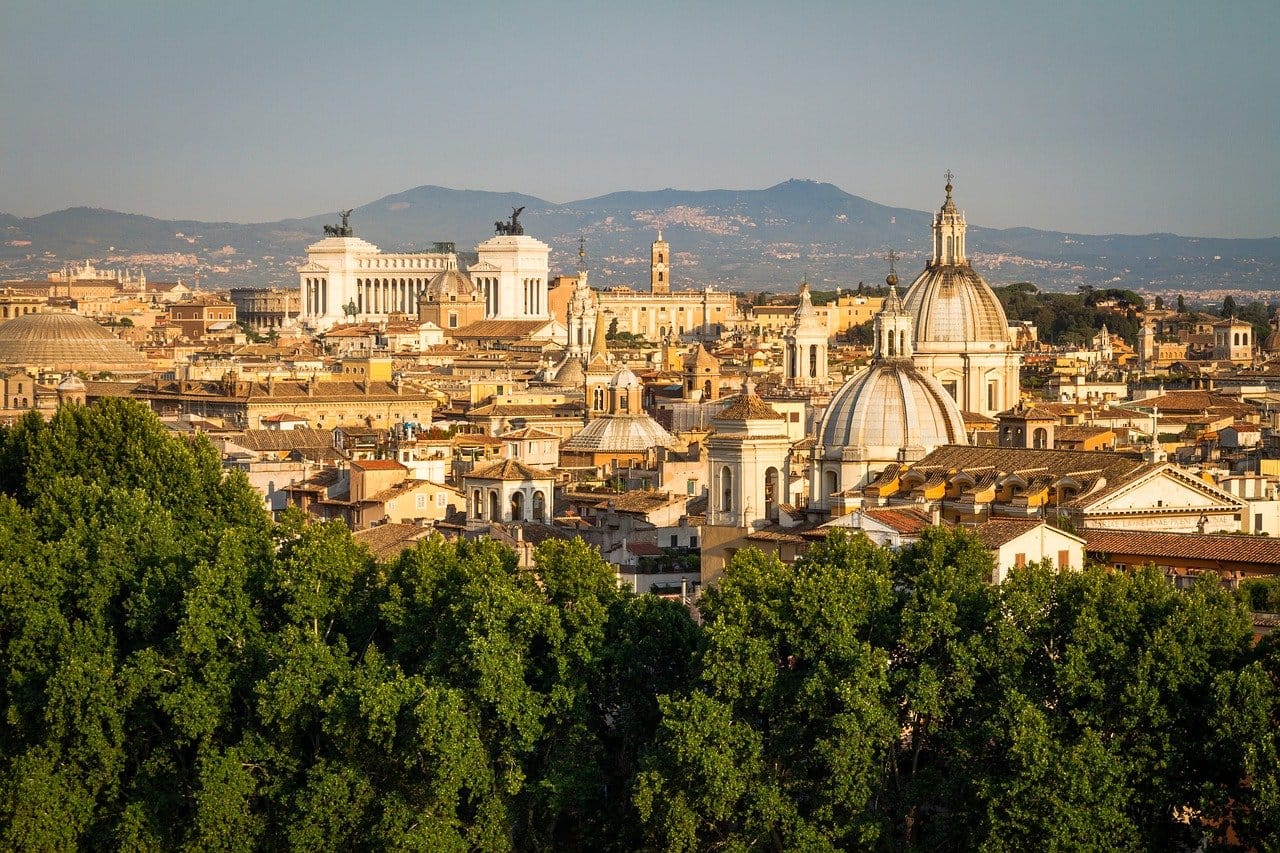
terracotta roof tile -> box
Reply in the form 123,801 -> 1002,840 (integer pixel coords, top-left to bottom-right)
467,458 -> 554,481
973,518 -> 1052,548
350,459 -> 406,471
862,506 -> 933,534
353,523 -> 431,559
1083,530 -> 1280,567
715,392 -> 785,421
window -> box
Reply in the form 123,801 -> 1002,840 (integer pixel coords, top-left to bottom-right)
1014,553 -> 1027,569
671,535 -> 679,548
690,536 -> 698,548
687,478 -> 696,496
1256,513 -> 1264,531
416,494 -> 427,510
1057,550 -> 1070,570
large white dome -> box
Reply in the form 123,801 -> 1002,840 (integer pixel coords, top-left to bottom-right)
818,360 -> 966,455
902,264 -> 1011,350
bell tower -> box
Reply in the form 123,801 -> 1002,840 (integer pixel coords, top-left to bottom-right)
707,376 -> 792,529
782,280 -> 829,388
651,230 -> 670,295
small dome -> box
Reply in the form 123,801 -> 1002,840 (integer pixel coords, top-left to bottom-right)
423,269 -> 477,301
562,413 -> 674,453
57,375 -> 87,392
818,360 -> 966,454
609,365 -> 641,389
0,311 -> 149,372
902,265 -> 1011,349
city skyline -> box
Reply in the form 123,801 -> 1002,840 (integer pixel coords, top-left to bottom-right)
3,1 -> 1278,238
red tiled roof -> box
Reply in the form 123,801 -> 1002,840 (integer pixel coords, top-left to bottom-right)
715,393 -> 785,421
862,506 -> 933,534
467,458 -> 554,481
350,459 -> 406,471
626,542 -> 664,556
1083,529 -> 1280,567
973,518 -> 1051,548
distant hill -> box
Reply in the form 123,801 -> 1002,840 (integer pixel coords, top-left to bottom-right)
3,180 -> 1278,293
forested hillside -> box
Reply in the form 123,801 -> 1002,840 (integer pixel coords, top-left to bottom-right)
1,401 -> 1277,850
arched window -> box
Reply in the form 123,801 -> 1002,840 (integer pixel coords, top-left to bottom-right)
764,467 -> 780,521
703,379 -> 712,398
658,271 -> 664,282
489,490 -> 500,521
658,253 -> 664,263
593,387 -> 605,411
809,344 -> 818,377
720,466 -> 733,513
532,490 -> 546,523
824,469 -> 838,500
511,491 -> 525,522
1033,427 -> 1049,449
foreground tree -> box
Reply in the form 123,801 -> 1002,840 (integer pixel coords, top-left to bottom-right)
1,401 -> 1276,849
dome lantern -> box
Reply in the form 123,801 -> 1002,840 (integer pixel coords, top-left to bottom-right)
931,170 -> 967,266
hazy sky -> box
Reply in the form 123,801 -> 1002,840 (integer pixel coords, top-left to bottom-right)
2,1 -> 1277,237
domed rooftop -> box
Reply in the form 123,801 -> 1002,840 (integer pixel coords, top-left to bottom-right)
423,269 -> 477,301
0,312 -> 149,372
609,365 -> 641,389
902,264 -> 1010,348
562,413 -> 674,454
1265,326 -> 1280,355
818,360 -> 966,454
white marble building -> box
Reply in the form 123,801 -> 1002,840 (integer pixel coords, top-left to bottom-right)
299,211 -> 552,332
469,233 -> 551,322
299,235 -> 457,332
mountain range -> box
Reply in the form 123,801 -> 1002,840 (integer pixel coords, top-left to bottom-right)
3,180 -> 1278,294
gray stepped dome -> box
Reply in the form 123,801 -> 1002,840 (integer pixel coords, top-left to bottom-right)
0,311 -> 149,371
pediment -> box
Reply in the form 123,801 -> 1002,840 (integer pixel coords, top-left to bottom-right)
1081,464 -> 1244,514
297,262 -> 328,273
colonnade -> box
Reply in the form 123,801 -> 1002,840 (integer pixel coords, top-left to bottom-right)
354,277 -> 430,315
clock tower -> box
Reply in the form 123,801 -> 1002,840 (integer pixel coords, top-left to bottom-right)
650,230 -> 670,295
